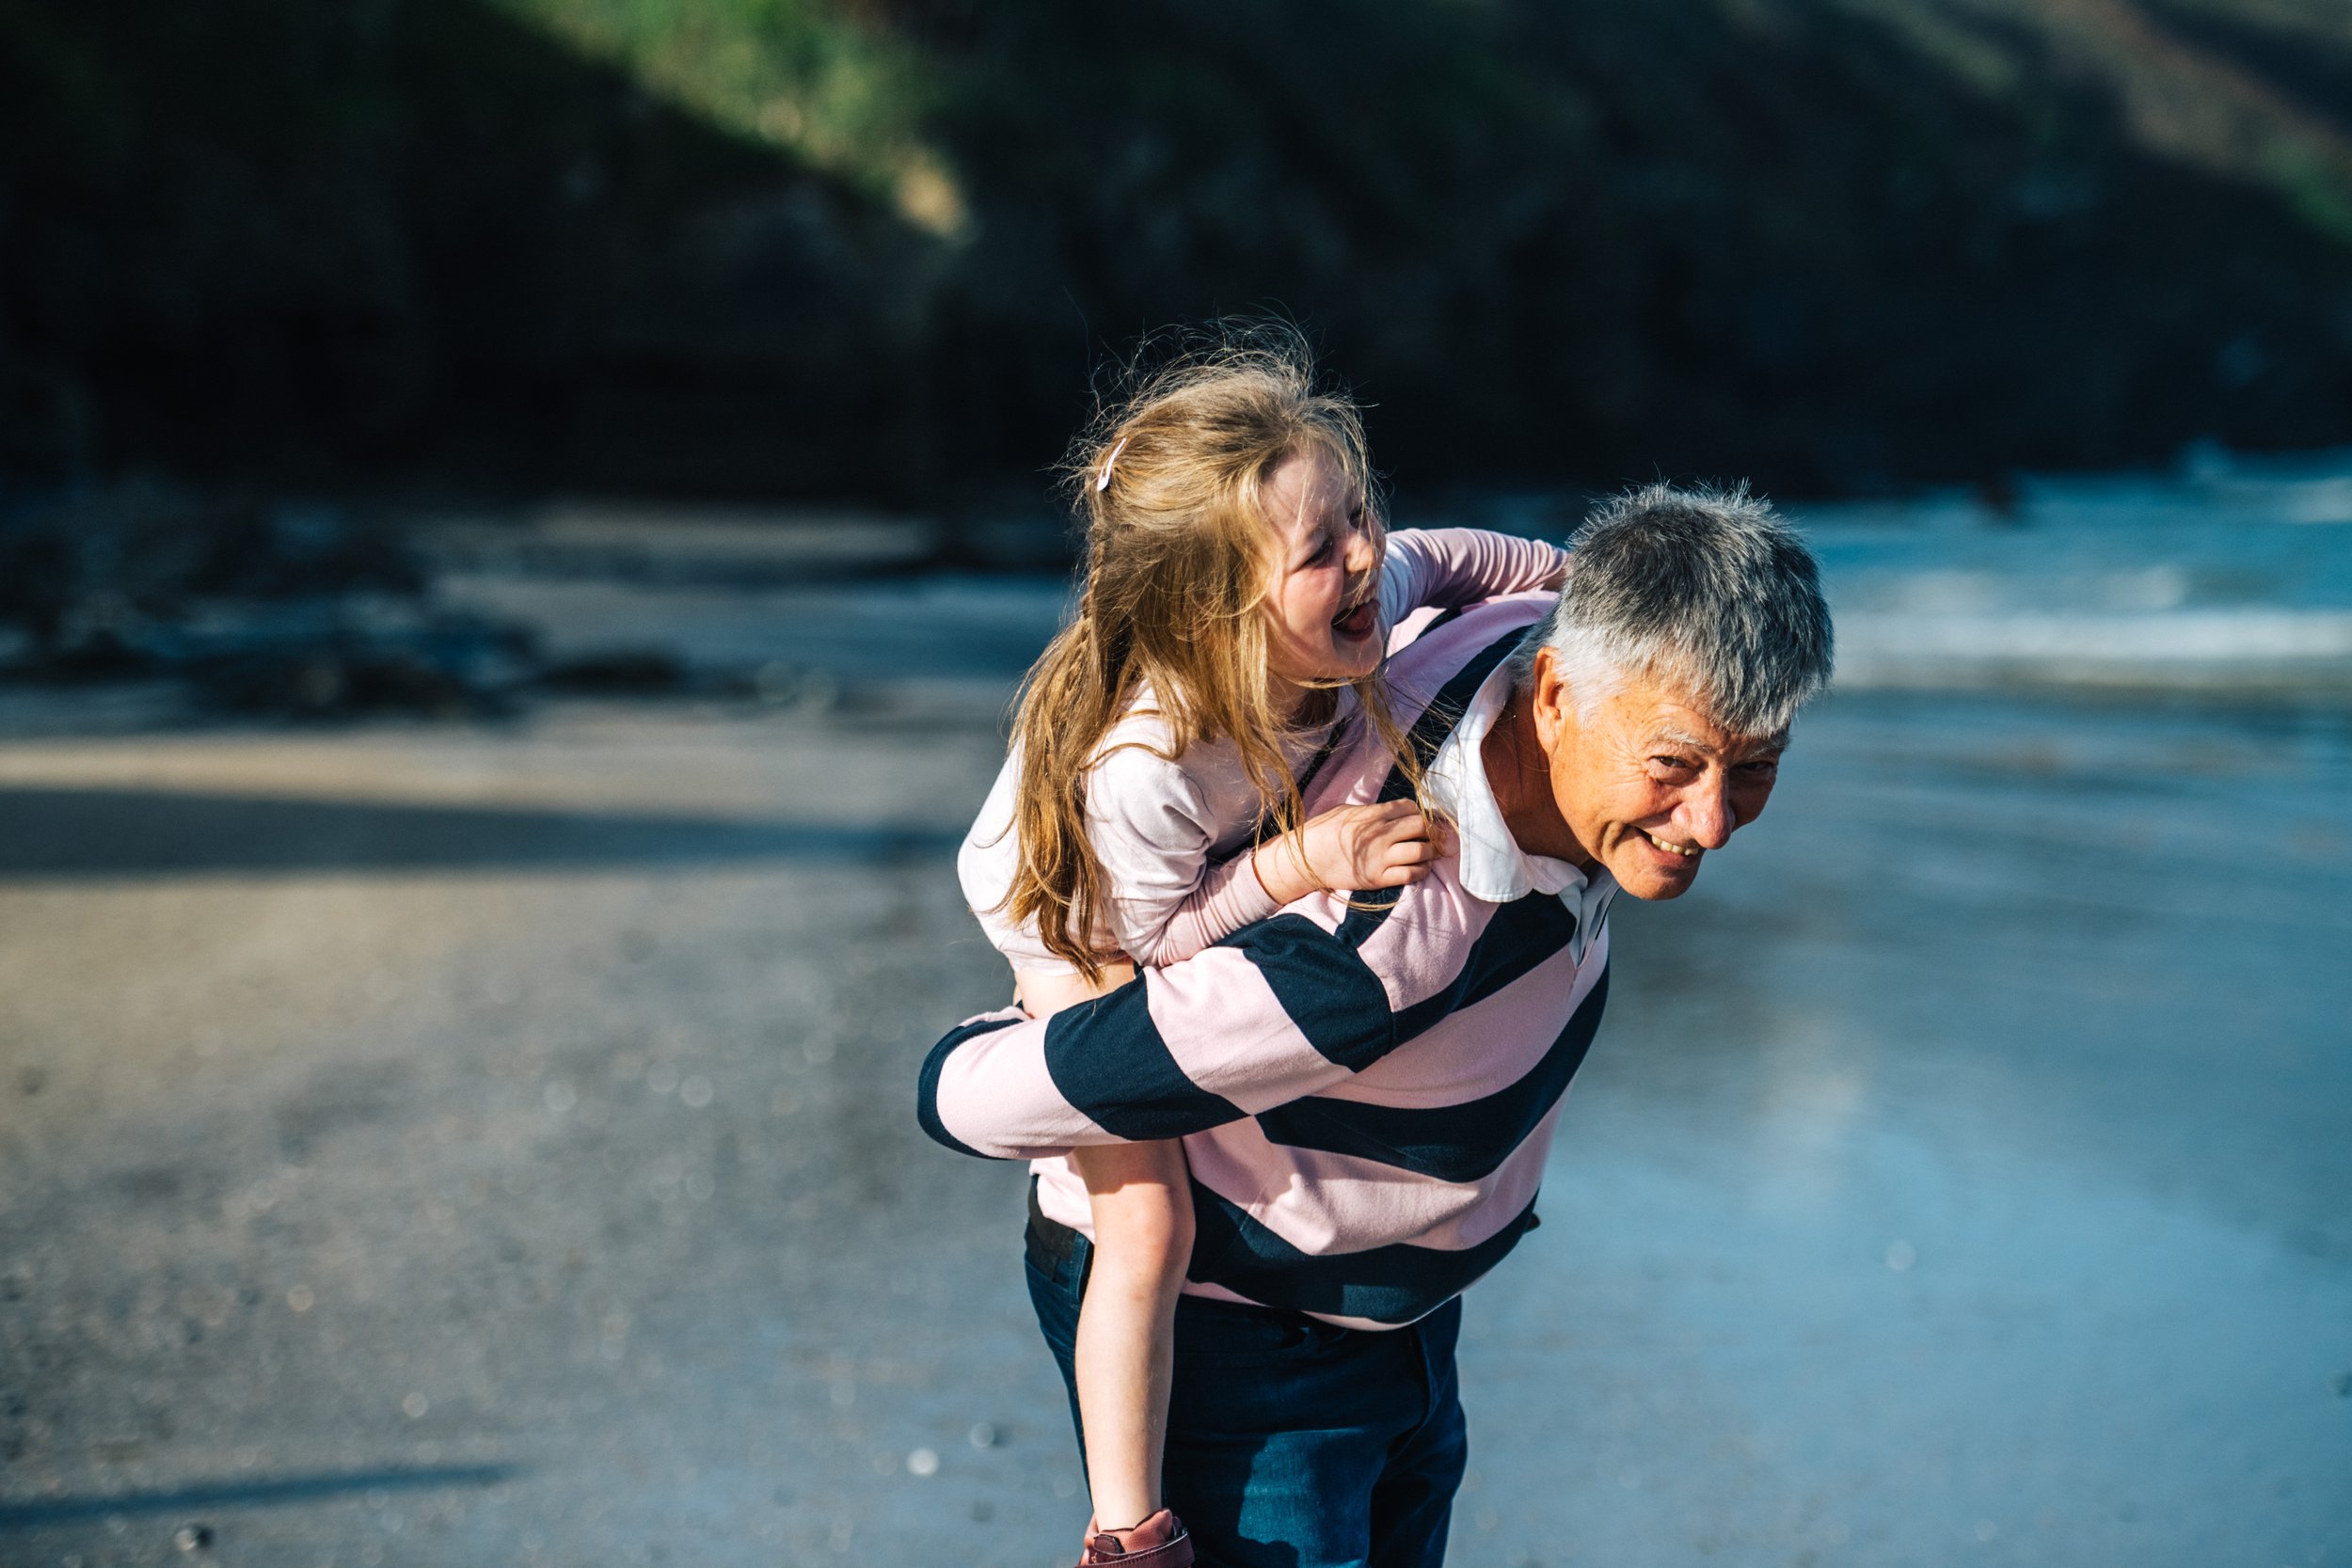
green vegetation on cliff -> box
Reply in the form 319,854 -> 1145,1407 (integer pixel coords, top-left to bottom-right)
4,0 -> 2348,498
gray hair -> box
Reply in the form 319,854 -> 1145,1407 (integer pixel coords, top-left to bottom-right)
1509,483 -> 1834,736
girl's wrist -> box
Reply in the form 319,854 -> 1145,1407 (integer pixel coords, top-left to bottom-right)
1250,835 -> 1325,907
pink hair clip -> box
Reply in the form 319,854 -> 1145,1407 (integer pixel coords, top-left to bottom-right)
1096,436 -> 1130,493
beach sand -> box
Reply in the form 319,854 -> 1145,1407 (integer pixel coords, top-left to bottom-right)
5,494 -> 2347,1566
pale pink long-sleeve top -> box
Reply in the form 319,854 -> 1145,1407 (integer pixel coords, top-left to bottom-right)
957,527 -> 1570,974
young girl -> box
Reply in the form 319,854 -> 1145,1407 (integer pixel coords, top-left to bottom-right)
959,327 -> 1569,1566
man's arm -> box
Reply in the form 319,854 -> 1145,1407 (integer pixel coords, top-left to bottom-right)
917,913 -> 1398,1161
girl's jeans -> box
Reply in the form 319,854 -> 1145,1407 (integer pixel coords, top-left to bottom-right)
1025,1205 -> 1469,1568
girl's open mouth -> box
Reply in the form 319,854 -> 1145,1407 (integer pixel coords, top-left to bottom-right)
1331,599 -> 1377,639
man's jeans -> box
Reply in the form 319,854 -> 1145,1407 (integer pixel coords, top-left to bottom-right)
1025,1208 -> 1469,1568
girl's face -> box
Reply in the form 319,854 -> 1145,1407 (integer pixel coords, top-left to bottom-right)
1260,447 -> 1384,697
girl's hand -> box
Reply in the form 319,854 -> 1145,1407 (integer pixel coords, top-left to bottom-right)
1254,800 -> 1453,904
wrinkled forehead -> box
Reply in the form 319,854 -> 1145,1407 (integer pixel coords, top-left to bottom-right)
1620,675 -> 1788,759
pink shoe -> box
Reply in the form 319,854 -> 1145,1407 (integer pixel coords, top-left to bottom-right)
1076,1509 -> 1194,1566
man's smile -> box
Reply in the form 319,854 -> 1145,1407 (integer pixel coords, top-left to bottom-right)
1641,829 -> 1700,860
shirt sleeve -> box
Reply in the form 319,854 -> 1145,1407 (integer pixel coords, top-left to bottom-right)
966,713 -> 1294,974
1377,528 -> 1573,630
1083,740 -> 1262,969
1129,847 -> 1282,966
915,912 -> 1399,1161
956,740 -> 1074,974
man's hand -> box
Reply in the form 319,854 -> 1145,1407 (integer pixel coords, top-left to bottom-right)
1253,800 -> 1454,905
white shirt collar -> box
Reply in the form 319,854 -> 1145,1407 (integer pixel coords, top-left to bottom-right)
1421,658 -> 1617,963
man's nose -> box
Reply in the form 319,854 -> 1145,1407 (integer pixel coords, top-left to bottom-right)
1677,777 -> 1738,849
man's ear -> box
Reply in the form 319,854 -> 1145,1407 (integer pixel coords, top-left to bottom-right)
1529,646 -> 1571,752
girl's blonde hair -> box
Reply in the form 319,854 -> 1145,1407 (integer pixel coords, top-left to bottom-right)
1001,321 -> 1421,982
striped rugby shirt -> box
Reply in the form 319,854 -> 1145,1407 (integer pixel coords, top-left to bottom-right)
917,594 -> 1612,1331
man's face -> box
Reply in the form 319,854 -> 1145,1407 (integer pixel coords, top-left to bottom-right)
1529,651 -> 1787,900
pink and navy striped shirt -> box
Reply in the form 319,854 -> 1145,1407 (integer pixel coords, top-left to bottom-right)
918,596 -> 1610,1330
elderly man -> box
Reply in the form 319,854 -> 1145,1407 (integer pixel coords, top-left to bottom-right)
918,484 -> 1834,1568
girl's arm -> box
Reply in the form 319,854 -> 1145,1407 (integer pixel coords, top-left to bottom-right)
1377,527 -> 1572,629
1137,799 -> 1451,963
1121,846 -> 1279,967
1080,744 -> 1259,970
1104,782 -> 1451,968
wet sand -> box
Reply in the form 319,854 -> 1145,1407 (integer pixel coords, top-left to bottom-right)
3,552 -> 2348,1566
1473,689 -> 2352,1564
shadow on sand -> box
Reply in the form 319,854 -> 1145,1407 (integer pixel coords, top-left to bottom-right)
0,786 -> 961,879
0,1463 -> 520,1530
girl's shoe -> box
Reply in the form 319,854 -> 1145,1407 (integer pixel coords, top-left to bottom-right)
1077,1509 -> 1194,1566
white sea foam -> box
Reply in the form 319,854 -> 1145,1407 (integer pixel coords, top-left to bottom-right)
1795,445 -> 2352,693
1834,609 -> 2352,690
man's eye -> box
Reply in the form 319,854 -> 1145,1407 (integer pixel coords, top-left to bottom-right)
1738,758 -> 1780,776
1650,755 -> 1694,771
